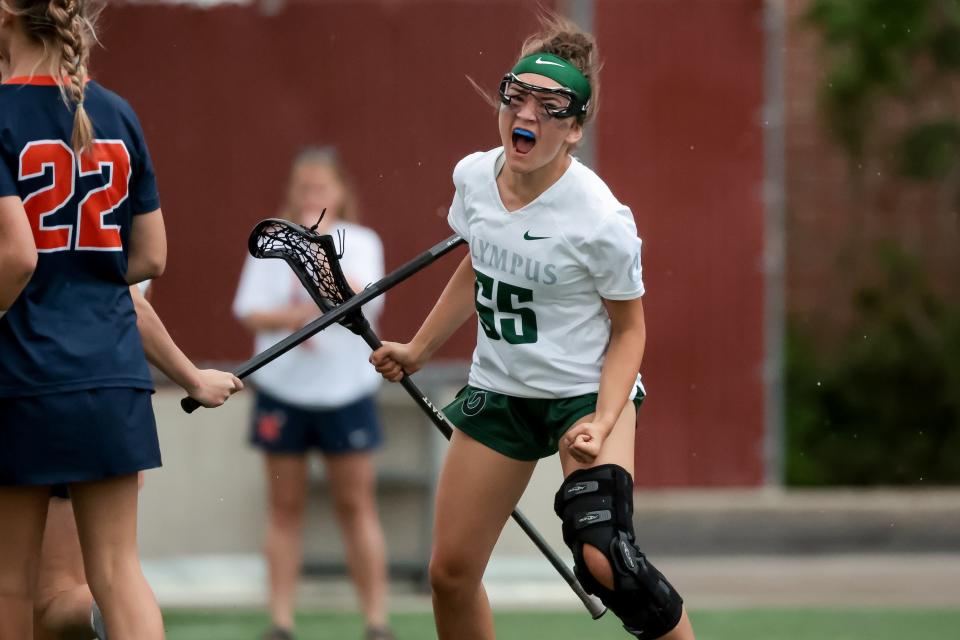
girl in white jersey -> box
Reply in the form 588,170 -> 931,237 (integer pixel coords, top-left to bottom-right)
371,15 -> 695,640
233,147 -> 395,640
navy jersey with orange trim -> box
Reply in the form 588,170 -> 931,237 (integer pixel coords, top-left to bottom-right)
0,77 -> 159,397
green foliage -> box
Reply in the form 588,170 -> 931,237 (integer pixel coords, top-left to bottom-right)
898,119 -> 960,178
786,247 -> 960,485
807,0 -> 960,179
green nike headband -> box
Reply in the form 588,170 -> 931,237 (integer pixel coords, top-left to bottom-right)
511,53 -> 592,103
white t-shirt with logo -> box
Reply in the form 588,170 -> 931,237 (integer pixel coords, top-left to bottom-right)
232,222 -> 384,408
448,148 -> 645,399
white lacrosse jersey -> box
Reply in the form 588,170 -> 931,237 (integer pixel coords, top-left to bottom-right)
232,222 -> 384,408
448,148 -> 645,399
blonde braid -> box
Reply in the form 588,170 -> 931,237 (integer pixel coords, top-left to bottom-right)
47,0 -> 94,154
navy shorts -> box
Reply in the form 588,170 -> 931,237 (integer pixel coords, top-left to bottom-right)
250,390 -> 383,455
51,484 -> 70,499
0,388 -> 161,487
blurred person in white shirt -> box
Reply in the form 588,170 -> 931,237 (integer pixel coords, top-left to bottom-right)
233,147 -> 394,640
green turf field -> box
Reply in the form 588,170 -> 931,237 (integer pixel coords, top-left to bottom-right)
163,608 -> 960,639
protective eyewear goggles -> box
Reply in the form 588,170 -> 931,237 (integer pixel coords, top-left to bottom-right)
498,73 -> 588,119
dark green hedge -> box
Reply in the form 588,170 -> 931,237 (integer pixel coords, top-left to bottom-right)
786,249 -> 960,485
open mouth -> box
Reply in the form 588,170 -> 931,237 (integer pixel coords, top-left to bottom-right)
512,128 -> 536,155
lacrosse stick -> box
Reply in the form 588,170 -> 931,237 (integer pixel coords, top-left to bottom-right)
242,217 -> 607,619
180,232 -> 465,414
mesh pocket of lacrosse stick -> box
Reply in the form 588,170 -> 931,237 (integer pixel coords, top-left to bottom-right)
248,217 -> 356,314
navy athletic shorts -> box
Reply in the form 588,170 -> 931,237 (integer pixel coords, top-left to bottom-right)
249,390 -> 383,455
0,388 -> 161,487
50,484 -> 70,499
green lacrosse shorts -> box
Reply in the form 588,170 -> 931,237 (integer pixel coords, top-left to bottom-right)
442,385 -> 645,461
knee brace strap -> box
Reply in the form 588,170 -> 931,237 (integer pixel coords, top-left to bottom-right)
554,464 -> 635,557
555,464 -> 683,639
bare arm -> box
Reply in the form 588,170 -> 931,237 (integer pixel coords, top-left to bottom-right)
131,285 -> 242,407
370,253 -> 476,381
594,296 -> 646,427
410,253 -> 477,359
0,196 -> 37,310
126,209 -> 167,284
239,302 -> 317,334
563,296 -> 646,463
239,275 -> 376,335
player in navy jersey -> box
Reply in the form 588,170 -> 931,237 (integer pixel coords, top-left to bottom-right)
32,283 -> 243,640
1,2 -> 182,638
0,178 -> 36,314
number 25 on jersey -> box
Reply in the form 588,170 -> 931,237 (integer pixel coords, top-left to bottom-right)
20,139 -> 131,252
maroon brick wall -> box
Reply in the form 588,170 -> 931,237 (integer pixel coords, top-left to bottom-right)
596,0 -> 766,485
90,0 -> 767,486
785,0 -> 959,332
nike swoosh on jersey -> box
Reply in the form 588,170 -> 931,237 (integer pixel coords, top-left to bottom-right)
523,231 -> 551,240
535,57 -> 565,67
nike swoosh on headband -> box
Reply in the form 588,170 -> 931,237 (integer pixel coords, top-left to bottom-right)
535,56 -> 565,67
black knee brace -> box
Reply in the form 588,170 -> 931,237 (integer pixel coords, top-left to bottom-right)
554,464 -> 683,639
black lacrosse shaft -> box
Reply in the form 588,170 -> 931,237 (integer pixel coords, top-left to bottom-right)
180,234 -> 466,413
344,313 -> 605,619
